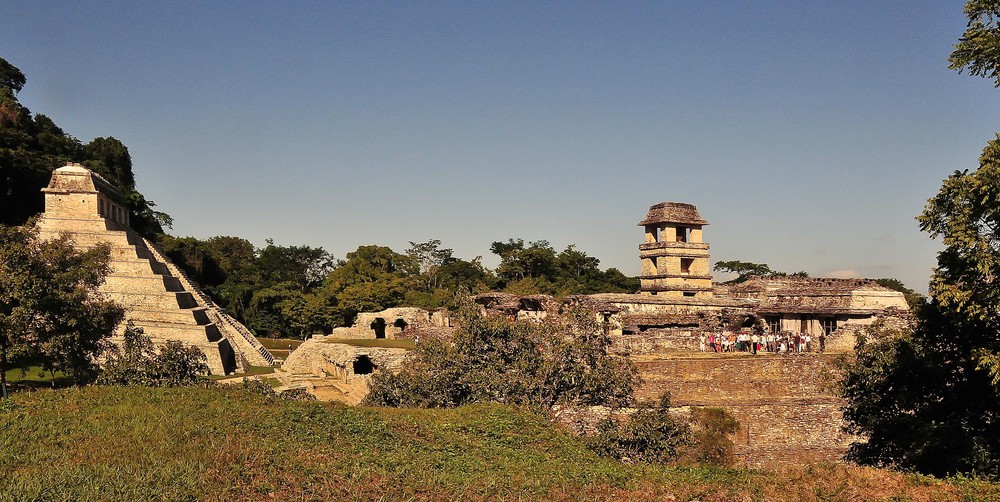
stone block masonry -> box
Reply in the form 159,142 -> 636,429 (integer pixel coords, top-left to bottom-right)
35,164 -> 273,374
634,354 -> 855,468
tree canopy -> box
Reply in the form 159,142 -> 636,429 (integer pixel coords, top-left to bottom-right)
490,239 -> 638,295
0,57 -> 167,234
949,1 -> 1000,87
0,226 -> 124,394
841,0 -> 1000,477
0,57 -> 25,94
712,260 -> 808,283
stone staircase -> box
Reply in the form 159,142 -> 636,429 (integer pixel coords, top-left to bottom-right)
36,216 -> 239,375
139,237 -> 275,367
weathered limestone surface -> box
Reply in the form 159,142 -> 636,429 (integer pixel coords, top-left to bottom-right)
278,336 -> 409,404
327,306 -> 450,340
634,354 -> 855,468
638,202 -> 713,298
34,164 -> 271,374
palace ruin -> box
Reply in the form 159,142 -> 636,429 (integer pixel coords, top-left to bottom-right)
468,201 -> 910,466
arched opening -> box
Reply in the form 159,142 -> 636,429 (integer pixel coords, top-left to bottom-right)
393,318 -> 408,332
370,318 -> 386,339
352,355 -> 374,375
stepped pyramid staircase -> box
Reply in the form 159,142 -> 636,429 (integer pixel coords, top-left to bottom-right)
139,237 -> 274,367
35,164 -> 273,375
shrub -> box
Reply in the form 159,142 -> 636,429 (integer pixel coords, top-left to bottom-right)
278,387 -> 317,401
587,392 -> 691,464
237,377 -> 277,397
365,300 -> 637,411
681,407 -> 740,466
98,323 -> 208,387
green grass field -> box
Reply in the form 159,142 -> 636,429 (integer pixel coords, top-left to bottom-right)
1,386 -> 995,501
325,338 -> 417,350
1,366 -> 73,390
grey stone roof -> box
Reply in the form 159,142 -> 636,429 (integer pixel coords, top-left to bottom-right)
638,202 -> 709,226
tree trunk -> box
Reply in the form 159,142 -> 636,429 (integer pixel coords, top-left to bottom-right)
0,345 -> 8,399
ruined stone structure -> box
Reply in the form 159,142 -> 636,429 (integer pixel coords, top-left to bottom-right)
35,164 -> 273,374
633,354 -> 853,467
639,202 -> 713,298
715,277 -> 910,352
326,306 -> 452,340
277,337 -> 409,404
471,201 -> 911,467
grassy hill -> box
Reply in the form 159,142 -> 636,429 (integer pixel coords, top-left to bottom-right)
0,386 -> 995,501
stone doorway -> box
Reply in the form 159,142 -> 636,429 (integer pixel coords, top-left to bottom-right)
370,318 -> 386,338
352,355 -> 374,375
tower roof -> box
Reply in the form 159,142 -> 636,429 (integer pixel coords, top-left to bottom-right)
638,202 -> 708,226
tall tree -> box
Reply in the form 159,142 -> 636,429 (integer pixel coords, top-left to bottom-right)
713,260 -> 773,282
0,226 -> 124,394
323,245 -> 418,326
406,239 -> 455,290
0,57 -> 26,94
842,0 -> 1000,477
0,57 -> 169,235
256,240 -> 334,292
84,136 -> 135,191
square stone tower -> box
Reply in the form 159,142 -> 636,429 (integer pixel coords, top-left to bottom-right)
638,202 -> 713,298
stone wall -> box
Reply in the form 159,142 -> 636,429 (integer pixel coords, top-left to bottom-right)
277,336 -> 410,404
634,354 -> 855,468
330,307 -> 449,340
613,328 -> 700,353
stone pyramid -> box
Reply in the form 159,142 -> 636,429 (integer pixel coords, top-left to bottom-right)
35,164 -> 273,375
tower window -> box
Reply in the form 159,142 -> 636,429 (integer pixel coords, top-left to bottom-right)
676,226 -> 688,242
681,258 -> 693,275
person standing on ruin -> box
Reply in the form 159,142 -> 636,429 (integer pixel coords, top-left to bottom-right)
699,333 -> 706,352
819,332 -> 826,353
751,332 -> 759,354
805,333 -> 812,352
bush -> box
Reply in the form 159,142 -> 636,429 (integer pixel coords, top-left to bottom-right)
278,387 -> 317,401
681,407 -> 740,466
98,323 -> 209,387
237,377 -> 277,397
587,392 -> 691,464
365,300 -> 637,411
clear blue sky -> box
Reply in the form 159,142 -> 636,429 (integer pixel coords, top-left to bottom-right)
4,1 -> 998,292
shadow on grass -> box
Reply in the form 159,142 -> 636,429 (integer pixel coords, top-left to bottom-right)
4,367 -> 76,392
